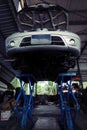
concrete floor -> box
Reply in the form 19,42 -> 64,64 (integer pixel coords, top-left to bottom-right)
32,104 -> 60,117
32,104 -> 61,130
75,110 -> 87,130
32,105 -> 87,130
0,104 -> 87,130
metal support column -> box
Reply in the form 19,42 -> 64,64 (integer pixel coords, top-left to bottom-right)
14,74 -> 36,130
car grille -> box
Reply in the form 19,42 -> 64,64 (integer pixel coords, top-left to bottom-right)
52,36 -> 64,45
20,37 -> 31,47
20,35 -> 64,47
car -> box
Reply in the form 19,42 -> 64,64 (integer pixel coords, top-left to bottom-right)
5,28 -> 81,81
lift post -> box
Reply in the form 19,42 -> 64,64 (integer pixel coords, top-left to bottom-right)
14,74 -> 36,130
58,72 -> 79,130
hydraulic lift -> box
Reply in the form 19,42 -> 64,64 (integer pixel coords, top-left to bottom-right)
14,74 -> 36,130
58,72 -> 79,130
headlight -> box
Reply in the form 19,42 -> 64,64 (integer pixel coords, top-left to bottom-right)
63,36 -> 76,46
69,39 -> 75,46
10,41 -> 15,47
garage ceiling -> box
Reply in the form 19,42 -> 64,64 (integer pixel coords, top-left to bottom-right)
0,0 -> 87,88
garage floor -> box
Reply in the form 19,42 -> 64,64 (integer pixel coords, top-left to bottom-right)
75,110 -> 87,130
0,104 -> 87,130
32,104 -> 61,130
32,104 -> 87,130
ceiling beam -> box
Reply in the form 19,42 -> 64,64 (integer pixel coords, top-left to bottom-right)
81,42 -> 87,54
69,20 -> 87,25
0,30 -> 5,40
7,0 -> 20,31
68,9 -> 87,13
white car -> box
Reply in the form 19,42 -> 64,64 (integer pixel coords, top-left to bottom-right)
5,29 -> 81,81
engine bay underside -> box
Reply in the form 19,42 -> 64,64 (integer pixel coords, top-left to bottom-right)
10,50 -> 76,81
